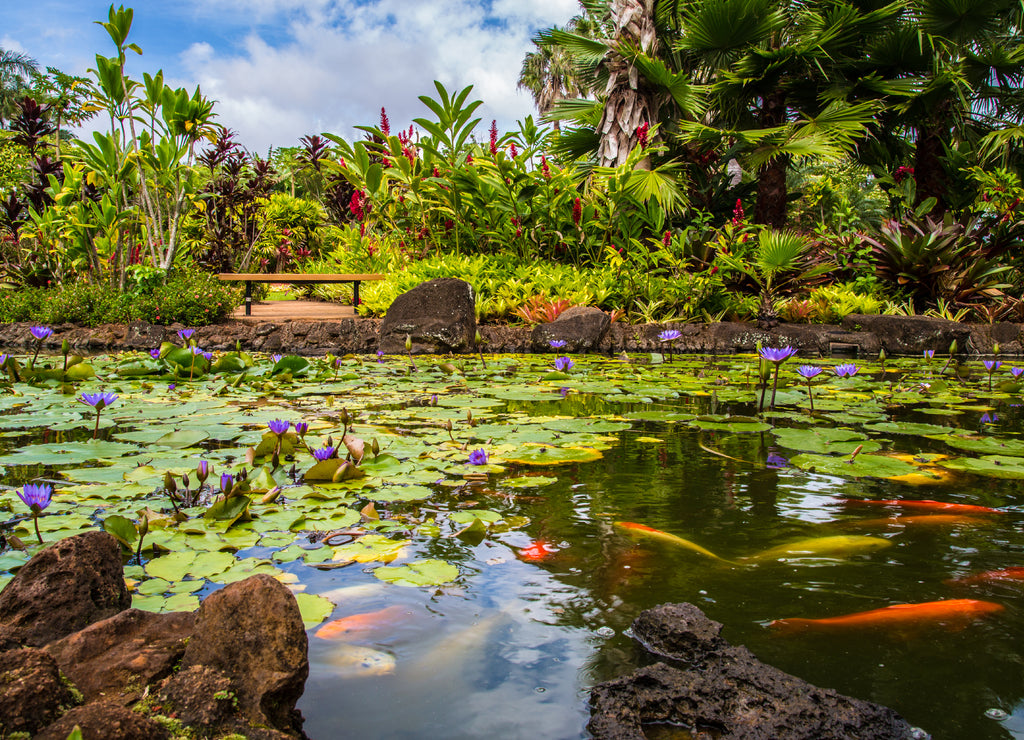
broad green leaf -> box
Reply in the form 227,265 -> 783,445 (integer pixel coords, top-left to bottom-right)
373,558 -> 459,587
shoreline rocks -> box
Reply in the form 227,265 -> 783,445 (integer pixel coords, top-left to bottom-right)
0,532 -> 309,739
588,603 -> 924,740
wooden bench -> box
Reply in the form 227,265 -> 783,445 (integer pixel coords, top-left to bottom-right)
217,273 -> 385,316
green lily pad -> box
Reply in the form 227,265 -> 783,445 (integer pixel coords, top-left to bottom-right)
503,475 -> 557,488
502,444 -> 603,466
938,456 -> 1024,479
790,453 -> 920,479
332,534 -> 411,563
295,592 -> 335,628
373,558 -> 459,587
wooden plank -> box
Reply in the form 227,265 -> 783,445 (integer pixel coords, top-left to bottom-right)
228,301 -> 359,321
218,273 -> 384,282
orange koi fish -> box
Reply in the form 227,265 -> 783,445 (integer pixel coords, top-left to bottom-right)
614,521 -> 735,564
840,498 -> 1003,515
315,604 -> 408,641
845,514 -> 989,528
518,539 -> 555,562
770,599 -> 1004,633
946,567 -> 1024,586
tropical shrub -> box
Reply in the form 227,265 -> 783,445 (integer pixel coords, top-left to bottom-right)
0,266 -> 241,326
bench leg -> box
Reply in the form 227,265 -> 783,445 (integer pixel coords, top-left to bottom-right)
245,281 -> 252,316
353,281 -> 361,307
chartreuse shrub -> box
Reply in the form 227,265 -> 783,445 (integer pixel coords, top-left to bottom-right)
0,266 -> 241,326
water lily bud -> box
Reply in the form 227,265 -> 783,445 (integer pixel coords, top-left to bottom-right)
466,409 -> 473,423
137,515 -> 149,538
405,334 -> 412,352
181,472 -> 190,489
61,339 -> 69,356
371,438 -> 380,456
475,329 -> 483,346
236,340 -> 241,353
949,339 -> 958,355
879,348 -> 886,362
164,471 -> 177,494
340,408 -> 350,426
196,460 -> 210,484
994,342 -> 1001,356
444,419 -> 453,433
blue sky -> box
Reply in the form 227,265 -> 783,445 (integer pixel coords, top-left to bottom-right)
2,0 -> 581,152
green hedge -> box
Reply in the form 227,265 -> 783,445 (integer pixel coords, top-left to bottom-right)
0,269 -> 242,326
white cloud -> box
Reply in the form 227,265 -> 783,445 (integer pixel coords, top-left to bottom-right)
176,0 -> 581,151
0,36 -> 27,54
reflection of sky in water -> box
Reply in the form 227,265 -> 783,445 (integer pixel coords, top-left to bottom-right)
772,472 -> 848,523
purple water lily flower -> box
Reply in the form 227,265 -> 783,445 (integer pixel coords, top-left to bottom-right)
168,383 -> 176,391
468,448 -> 489,466
658,329 -> 682,342
984,359 -> 1002,372
758,346 -> 797,364
18,482 -> 52,512
766,454 -> 789,470
312,445 -> 336,462
196,460 -> 211,484
149,348 -> 161,360
220,473 -> 234,495
190,345 -> 204,355
924,349 -> 935,360
1012,367 -> 1024,379
79,391 -> 118,410
30,326 -> 52,340
834,363 -> 858,378
177,328 -> 195,342
559,386 -> 570,398
202,351 -> 212,362
18,482 -> 52,544
549,340 -> 567,349
796,365 -> 823,379
268,419 -> 290,435
981,412 -> 999,424
294,421 -> 308,436
272,354 -> 283,363
554,356 -> 574,372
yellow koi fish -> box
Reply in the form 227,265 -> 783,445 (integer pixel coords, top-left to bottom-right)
614,521 -> 736,565
744,535 -> 891,563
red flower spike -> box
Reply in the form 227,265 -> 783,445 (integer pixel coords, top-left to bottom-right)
489,120 -> 498,155
572,198 -> 582,226
380,107 -> 390,136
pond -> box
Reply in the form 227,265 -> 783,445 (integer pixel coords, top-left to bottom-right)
1,344 -> 1023,739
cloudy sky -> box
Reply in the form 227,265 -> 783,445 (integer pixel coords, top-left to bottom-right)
2,0 -> 581,153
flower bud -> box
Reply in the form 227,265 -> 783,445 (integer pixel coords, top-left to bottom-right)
137,515 -> 148,538
405,334 -> 412,352
949,339 -> 958,355
164,471 -> 177,494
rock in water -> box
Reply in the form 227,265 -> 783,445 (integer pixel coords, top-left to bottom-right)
0,531 -> 130,649
532,306 -> 610,353
46,608 -> 196,704
588,603 -> 922,740
379,278 -> 476,353
169,573 -> 309,736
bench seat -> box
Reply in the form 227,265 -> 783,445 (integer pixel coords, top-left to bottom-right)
218,273 -> 385,316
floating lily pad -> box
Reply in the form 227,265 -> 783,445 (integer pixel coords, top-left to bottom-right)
502,444 -> 603,466
790,453 -> 920,479
331,534 -> 411,563
295,592 -> 335,627
939,456 -> 1024,479
373,558 -> 459,587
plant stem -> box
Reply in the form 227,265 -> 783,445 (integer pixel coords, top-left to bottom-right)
770,364 -> 781,410
33,513 -> 42,544
93,411 -> 101,440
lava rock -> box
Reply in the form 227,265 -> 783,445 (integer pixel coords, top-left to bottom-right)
842,313 -> 971,355
0,648 -> 80,736
379,278 -> 476,353
35,700 -> 170,740
46,608 -> 196,704
532,306 -> 610,352
588,603 -> 922,740
177,573 -> 309,736
0,531 -> 130,649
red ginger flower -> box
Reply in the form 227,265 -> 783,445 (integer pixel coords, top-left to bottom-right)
731,198 -> 745,226
380,107 -> 390,136
489,120 -> 498,155
541,155 -> 551,179
572,197 -> 582,226
636,121 -> 649,148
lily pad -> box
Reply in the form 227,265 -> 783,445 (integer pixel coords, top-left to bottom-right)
790,453 -> 920,479
373,558 -> 459,587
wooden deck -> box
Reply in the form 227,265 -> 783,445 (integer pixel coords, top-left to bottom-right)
228,300 -> 359,322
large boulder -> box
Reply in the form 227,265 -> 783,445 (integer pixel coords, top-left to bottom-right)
0,648 -> 80,736
379,278 -> 476,353
46,608 -> 196,704
532,306 -> 611,352
588,603 -> 922,740
0,531 -> 130,650
165,573 -> 309,736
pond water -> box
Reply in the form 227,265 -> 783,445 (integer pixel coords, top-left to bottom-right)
0,348 -> 1023,739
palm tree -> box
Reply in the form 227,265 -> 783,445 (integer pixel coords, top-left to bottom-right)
519,32 -> 587,131
0,49 -> 39,128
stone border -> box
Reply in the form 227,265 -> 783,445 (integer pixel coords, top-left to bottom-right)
0,313 -> 1015,357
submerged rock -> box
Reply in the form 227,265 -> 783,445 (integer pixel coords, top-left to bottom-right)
379,278 -> 476,353
588,603 -> 922,740
0,531 -> 130,650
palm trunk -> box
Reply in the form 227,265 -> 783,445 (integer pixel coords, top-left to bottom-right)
914,120 -> 948,217
754,89 -> 789,228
